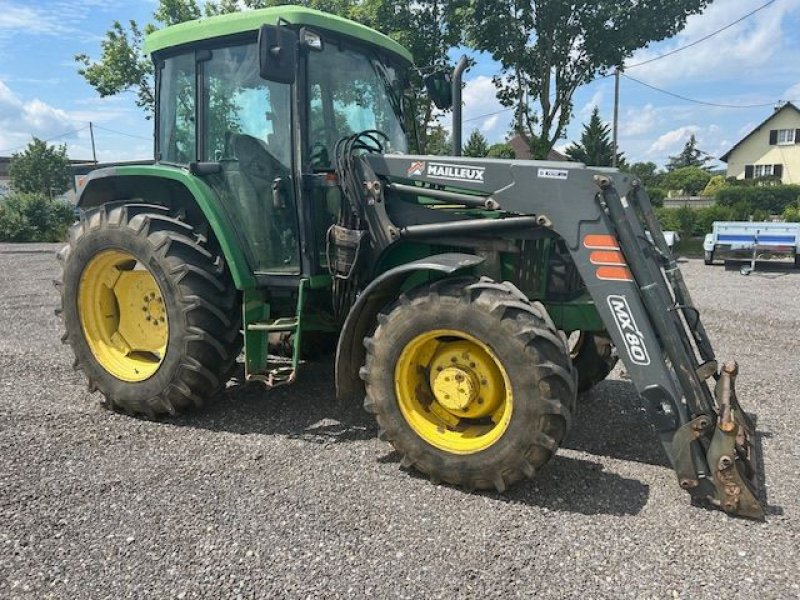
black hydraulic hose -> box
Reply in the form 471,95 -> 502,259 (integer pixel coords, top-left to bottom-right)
631,185 -> 715,363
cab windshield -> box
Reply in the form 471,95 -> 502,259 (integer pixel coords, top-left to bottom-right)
307,43 -> 408,169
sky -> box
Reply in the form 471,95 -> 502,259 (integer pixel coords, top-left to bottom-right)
0,0 -> 799,168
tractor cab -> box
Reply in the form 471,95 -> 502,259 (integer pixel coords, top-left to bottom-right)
150,8 -> 413,279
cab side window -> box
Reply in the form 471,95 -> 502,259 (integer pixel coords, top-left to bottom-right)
158,53 -> 196,164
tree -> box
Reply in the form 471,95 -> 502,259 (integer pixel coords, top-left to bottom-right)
628,161 -> 662,187
463,129 -> 489,157
662,166 -> 712,196
487,143 -> 515,159
425,124 -> 451,155
666,134 -> 712,171
564,107 -> 622,166
9,138 -> 72,198
352,0 -> 463,153
465,0 -> 710,159
77,0 -> 463,152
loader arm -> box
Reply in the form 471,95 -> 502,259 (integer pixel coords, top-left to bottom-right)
359,154 -> 765,520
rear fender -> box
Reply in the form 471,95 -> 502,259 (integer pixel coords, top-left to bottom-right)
335,253 -> 484,400
77,165 -> 255,290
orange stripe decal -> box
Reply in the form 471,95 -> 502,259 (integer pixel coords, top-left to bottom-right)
596,266 -> 633,281
583,234 -> 620,250
590,250 -> 626,266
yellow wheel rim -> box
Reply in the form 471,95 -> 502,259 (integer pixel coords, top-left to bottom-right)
394,329 -> 513,454
77,249 -> 168,382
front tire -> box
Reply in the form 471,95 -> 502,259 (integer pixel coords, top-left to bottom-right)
56,203 -> 241,417
570,332 -> 617,393
361,277 -> 576,492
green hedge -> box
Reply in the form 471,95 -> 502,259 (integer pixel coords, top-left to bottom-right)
655,204 -> 741,237
715,184 -> 800,214
0,193 -> 75,242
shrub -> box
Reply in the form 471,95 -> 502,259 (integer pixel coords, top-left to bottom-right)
701,175 -> 728,197
783,203 -> 800,223
662,166 -> 712,196
647,187 -> 666,206
694,204 -> 733,235
487,143 -> 515,159
715,184 -> 800,215
0,193 -> 75,242
655,207 -> 680,232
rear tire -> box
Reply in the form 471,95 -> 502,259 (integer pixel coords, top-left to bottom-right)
704,250 -> 714,265
361,277 -> 576,492
56,202 -> 241,417
570,332 -> 617,393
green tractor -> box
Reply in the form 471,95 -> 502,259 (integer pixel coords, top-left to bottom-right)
58,7 -> 765,518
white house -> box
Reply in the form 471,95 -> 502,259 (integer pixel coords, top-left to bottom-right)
720,102 -> 800,184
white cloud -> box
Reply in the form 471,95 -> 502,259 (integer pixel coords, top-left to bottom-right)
440,75 -> 510,144
625,0 -> 800,85
784,82 -> 800,104
0,79 -> 146,160
0,5 -> 69,36
621,103 -> 658,136
0,1 -> 129,44
579,89 -> 604,119
0,79 -> 77,153
644,123 -> 732,164
647,125 -> 700,156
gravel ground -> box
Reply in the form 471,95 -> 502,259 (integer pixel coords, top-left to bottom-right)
1,243 -> 799,599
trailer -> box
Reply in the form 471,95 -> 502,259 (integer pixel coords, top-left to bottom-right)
703,221 -> 800,271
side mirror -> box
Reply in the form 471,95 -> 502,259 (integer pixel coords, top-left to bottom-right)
424,71 -> 453,110
258,25 -> 297,84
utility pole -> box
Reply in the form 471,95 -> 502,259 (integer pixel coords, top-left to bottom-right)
89,121 -> 98,164
612,67 -> 621,168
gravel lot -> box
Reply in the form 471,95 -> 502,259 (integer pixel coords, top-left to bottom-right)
1,243 -> 799,599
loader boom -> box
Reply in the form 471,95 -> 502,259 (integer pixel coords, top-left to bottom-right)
349,153 -> 765,519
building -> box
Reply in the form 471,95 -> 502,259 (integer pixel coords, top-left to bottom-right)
720,102 -> 800,184
507,134 -> 569,161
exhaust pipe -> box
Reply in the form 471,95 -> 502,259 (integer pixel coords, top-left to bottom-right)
451,55 -> 469,156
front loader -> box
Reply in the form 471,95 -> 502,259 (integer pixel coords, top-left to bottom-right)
58,6 -> 765,519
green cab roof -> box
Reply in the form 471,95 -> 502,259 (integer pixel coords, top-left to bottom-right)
144,5 -> 414,64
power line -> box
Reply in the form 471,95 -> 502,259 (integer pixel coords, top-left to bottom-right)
462,107 -> 513,124
622,73 -> 777,108
626,0 -> 779,69
0,126 -> 89,155
459,73 -> 616,125
92,124 -> 151,142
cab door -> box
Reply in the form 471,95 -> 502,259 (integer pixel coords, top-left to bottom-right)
200,42 -> 300,274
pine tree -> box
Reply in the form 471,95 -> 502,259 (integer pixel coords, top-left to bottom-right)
564,107 -> 623,166
666,134 -> 712,171
426,124 -> 451,155
463,129 -> 489,157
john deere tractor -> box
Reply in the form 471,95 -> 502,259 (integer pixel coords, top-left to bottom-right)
59,7 -> 765,519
